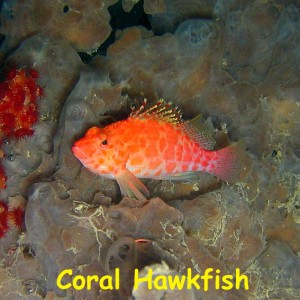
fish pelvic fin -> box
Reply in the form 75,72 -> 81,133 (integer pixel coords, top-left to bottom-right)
115,168 -> 150,201
211,140 -> 246,183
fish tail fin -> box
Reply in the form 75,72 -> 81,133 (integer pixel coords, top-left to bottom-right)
211,141 -> 246,183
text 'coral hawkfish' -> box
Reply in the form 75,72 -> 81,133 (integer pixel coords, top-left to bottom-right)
72,100 -> 245,200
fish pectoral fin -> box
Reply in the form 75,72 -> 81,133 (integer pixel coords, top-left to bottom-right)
115,169 -> 150,201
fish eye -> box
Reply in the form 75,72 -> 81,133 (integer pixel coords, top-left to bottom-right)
98,134 -> 108,148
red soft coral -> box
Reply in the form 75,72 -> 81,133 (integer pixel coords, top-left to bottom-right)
0,67 -> 44,188
0,200 -> 9,238
0,163 -> 6,189
0,201 -> 25,238
0,67 -> 44,139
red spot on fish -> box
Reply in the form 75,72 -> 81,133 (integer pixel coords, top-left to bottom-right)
154,169 -> 162,176
166,162 -> 176,173
182,164 -> 189,172
192,164 -> 198,171
107,165 -> 114,172
149,160 -> 160,170
130,156 -> 143,166
159,139 -> 165,152
183,151 -> 192,163
98,158 -> 104,165
202,160 -> 209,167
145,146 -> 157,157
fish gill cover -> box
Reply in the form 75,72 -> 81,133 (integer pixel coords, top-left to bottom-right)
0,1 -> 299,300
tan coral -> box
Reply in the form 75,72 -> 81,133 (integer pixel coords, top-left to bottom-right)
0,0 -> 118,52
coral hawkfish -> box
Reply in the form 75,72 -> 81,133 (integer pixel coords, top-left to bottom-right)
72,100 -> 244,200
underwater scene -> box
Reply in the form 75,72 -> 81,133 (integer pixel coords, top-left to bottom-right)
0,0 -> 300,299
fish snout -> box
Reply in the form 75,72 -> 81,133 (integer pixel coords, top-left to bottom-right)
72,138 -> 93,161
71,145 -> 80,158
72,142 -> 86,160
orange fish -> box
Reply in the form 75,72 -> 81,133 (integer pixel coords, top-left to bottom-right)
72,100 -> 245,200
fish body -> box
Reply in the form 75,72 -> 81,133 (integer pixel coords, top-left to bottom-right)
72,100 -> 244,200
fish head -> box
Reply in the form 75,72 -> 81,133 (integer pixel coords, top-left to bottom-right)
72,126 -> 115,176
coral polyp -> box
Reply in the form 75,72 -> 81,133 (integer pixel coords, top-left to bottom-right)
0,199 -> 24,238
0,163 -> 6,189
8,206 -> 24,228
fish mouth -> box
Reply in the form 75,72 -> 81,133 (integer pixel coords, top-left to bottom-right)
72,145 -> 86,160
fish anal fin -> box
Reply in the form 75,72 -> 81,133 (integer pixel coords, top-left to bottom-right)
115,168 -> 150,201
161,171 -> 201,181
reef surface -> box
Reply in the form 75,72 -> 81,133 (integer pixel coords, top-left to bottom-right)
0,0 -> 300,299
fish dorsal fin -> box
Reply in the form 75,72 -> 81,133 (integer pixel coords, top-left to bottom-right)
130,99 -> 215,150
184,114 -> 216,150
130,99 -> 183,124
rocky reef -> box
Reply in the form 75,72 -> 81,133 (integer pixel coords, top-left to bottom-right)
0,0 -> 299,299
